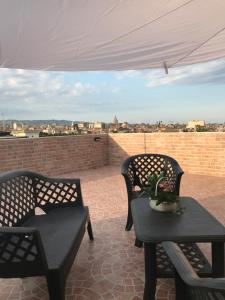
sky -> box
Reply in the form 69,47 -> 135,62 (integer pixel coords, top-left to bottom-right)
0,59 -> 225,124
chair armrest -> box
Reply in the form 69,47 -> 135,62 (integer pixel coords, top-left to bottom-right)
171,158 -> 183,174
121,157 -> 130,176
121,157 -> 134,181
162,241 -> 225,292
173,163 -> 184,178
121,158 -> 135,201
0,227 -> 48,277
33,174 -> 84,211
169,160 -> 184,195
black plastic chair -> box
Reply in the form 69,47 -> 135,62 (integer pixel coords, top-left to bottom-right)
121,153 -> 184,231
162,241 -> 225,300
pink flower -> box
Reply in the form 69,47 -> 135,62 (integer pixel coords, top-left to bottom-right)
159,182 -> 172,192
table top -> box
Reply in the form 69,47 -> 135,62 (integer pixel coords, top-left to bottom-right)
131,197 -> 225,243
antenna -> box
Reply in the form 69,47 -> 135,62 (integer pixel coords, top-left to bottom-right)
1,113 -> 5,130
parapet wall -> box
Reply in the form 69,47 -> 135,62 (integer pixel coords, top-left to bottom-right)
0,135 -> 108,176
108,133 -> 225,177
1,133 -> 225,177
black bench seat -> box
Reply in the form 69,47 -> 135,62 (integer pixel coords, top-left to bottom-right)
23,205 -> 88,271
0,170 -> 93,300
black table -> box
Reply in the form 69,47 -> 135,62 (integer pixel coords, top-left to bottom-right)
131,197 -> 225,300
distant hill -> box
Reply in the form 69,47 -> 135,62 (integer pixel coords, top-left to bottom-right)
4,120 -> 82,126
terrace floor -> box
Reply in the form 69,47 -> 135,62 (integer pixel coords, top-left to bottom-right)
1,165 -> 225,300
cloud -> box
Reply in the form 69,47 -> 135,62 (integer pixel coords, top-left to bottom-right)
145,59 -> 225,87
112,59 -> 225,87
70,82 -> 97,96
0,68 -> 103,120
0,69 -> 97,98
0,58 -> 225,121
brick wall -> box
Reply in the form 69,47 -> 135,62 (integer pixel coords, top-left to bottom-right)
108,133 -> 225,177
0,135 -> 108,176
1,133 -> 225,177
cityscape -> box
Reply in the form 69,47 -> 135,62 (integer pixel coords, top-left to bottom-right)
0,116 -> 225,138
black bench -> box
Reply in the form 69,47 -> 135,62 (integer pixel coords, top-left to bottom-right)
0,170 -> 93,300
162,241 -> 225,300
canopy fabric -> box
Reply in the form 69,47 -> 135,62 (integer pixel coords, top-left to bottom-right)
0,0 -> 225,71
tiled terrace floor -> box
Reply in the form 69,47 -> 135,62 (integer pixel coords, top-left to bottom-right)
1,166 -> 225,300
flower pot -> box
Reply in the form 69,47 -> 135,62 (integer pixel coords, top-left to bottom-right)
149,199 -> 178,213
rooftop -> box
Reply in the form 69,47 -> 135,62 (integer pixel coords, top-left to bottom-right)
1,165 -> 225,300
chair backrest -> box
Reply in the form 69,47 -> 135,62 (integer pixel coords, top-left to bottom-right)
0,170 -> 83,225
162,241 -> 225,300
33,176 -> 81,211
0,171 -> 36,227
125,154 -> 182,191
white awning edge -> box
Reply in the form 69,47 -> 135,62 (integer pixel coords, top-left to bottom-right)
0,0 -> 225,71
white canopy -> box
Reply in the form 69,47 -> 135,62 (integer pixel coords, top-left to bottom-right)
0,0 -> 225,71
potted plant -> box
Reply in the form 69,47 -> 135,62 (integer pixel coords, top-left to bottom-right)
140,173 -> 179,212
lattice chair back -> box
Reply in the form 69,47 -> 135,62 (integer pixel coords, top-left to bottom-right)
121,154 -> 183,230
0,171 -> 36,227
0,227 -> 47,277
33,175 -> 82,212
0,171 -> 47,277
128,154 -> 181,192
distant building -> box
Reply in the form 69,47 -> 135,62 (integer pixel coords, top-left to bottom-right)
54,125 -> 65,133
78,122 -> 89,129
10,130 -> 26,137
25,130 -> 40,138
42,124 -> 55,135
12,122 -> 24,130
186,120 -> 205,130
112,115 -> 118,125
122,122 -> 128,128
88,123 -> 94,129
94,121 -> 105,129
117,127 -> 131,133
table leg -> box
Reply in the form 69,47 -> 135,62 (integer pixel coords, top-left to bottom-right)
143,243 -> 157,300
212,241 -> 224,278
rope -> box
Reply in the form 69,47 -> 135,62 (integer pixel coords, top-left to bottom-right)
170,25 -> 225,67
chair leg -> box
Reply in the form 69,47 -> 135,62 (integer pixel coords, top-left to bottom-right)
87,220 -> 94,241
47,271 -> 65,300
135,239 -> 143,248
125,204 -> 133,231
174,269 -> 187,300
